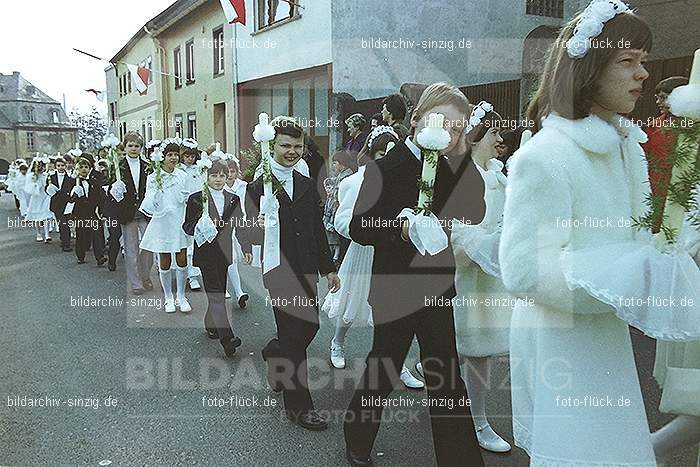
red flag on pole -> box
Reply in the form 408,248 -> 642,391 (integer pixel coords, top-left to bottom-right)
220,0 -> 246,25
127,63 -> 151,96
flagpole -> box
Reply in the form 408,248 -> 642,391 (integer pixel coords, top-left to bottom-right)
72,48 -> 180,79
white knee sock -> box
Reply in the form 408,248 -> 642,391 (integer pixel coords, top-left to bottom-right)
175,267 -> 187,302
43,221 -> 50,238
333,319 -> 351,346
227,264 -> 243,298
463,356 -> 489,428
159,268 -> 174,301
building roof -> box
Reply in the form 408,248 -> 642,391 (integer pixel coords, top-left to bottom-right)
110,0 -> 208,62
0,72 -> 76,130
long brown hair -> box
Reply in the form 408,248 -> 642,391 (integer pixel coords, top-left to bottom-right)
526,10 -> 652,132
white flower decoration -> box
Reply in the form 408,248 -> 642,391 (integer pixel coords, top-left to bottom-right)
146,139 -> 162,150
466,101 -> 495,133
182,138 -> 198,149
567,0 -> 630,59
196,157 -> 213,170
101,134 -> 120,148
253,124 -> 276,143
150,150 -> 164,163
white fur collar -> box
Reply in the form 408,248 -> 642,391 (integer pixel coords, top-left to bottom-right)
542,112 -> 648,154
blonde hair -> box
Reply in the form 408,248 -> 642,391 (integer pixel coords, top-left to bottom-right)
413,82 -> 470,125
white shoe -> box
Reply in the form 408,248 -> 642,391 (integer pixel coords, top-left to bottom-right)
164,299 -> 176,313
475,423 -> 511,453
178,298 -> 192,313
36,234 -> 43,242
401,366 -> 424,389
189,277 -> 201,290
330,339 -> 346,369
415,362 -> 424,378
225,291 -> 231,299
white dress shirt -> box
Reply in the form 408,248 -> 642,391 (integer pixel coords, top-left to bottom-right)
270,158 -> 295,199
126,155 -> 141,189
210,187 -> 225,217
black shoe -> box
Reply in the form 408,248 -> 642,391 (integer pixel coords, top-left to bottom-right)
345,447 -> 373,466
62,246 -> 73,252
238,293 -> 249,309
222,336 -> 242,358
108,262 -> 116,272
286,410 -> 328,431
96,256 -> 108,267
77,258 -> 86,264
131,288 -> 145,296
205,328 -> 219,340
143,279 -> 154,291
261,351 -> 284,393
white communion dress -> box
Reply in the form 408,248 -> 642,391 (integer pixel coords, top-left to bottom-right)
451,158 -> 512,357
321,166 -> 373,327
139,168 -> 191,253
24,173 -> 52,222
499,112 -> 678,466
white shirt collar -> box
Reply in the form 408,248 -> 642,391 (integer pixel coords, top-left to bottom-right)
404,136 -> 421,161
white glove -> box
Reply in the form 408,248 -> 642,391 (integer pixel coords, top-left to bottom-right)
46,184 -> 60,197
71,185 -> 85,198
111,180 -> 127,202
194,215 -> 218,246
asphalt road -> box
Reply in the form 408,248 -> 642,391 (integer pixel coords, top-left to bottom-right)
0,193 -> 696,466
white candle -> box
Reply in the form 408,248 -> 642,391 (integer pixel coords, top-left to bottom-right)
520,129 -> 533,147
259,113 -> 273,198
689,49 -> 700,86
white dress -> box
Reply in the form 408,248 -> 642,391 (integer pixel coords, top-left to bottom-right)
24,173 -> 52,222
500,113 -> 658,466
451,159 -> 511,357
180,163 -> 205,196
139,168 -> 191,253
225,179 -> 248,262
321,166 -> 373,326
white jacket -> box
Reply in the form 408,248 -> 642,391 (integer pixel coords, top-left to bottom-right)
499,112 -> 650,312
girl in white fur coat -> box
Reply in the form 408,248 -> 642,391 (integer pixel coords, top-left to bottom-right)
500,6 -> 662,466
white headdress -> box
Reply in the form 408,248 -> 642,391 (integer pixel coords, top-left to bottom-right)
182,138 -> 198,149
367,125 -> 398,149
466,101 -> 494,134
566,0 -> 630,59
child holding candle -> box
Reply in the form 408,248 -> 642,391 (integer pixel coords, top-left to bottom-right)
179,138 -> 203,291
139,139 -> 192,313
70,156 -> 106,265
183,159 -> 252,357
498,3 -> 693,464
343,82 -> 485,466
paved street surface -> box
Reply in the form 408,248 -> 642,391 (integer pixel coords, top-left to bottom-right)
0,194 -> 696,466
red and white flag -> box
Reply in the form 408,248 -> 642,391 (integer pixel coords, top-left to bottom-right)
126,63 -> 150,96
220,0 -> 246,25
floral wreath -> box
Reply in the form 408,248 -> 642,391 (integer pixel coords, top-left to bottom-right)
466,101 -> 494,134
145,139 -> 162,150
182,138 -> 198,150
566,0 -> 630,59
367,125 -> 398,149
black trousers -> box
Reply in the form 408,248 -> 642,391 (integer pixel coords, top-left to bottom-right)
75,223 -> 105,262
344,299 -> 484,467
261,282 -> 320,417
56,214 -> 71,248
201,260 -> 234,344
107,222 -> 122,266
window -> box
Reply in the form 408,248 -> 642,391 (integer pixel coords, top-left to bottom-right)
187,112 -> 197,139
185,39 -> 195,84
51,109 -> 59,123
174,114 -> 183,138
26,132 -> 35,150
174,47 -> 182,89
127,71 -> 132,94
120,121 -> 127,140
213,27 -> 225,76
146,118 -> 154,141
109,103 -> 117,124
25,107 -> 35,122
526,0 -> 563,18
258,0 -> 297,29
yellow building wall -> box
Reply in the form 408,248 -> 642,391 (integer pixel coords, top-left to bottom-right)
158,1 -> 235,151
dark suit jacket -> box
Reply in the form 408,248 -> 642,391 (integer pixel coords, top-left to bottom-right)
246,171 -> 335,292
111,157 -> 149,224
69,177 -> 102,222
349,140 -> 485,316
183,189 -> 251,268
46,172 -> 75,216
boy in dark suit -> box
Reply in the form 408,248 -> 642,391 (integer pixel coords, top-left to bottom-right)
45,156 -> 75,251
183,160 -> 252,357
343,82 -> 486,466
70,156 -> 106,265
247,118 -> 339,431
